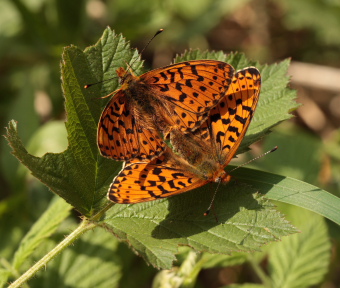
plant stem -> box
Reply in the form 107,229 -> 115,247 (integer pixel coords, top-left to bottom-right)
8,219 -> 96,288
91,202 -> 114,221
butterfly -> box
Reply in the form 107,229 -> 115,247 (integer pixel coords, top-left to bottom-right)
107,67 -> 261,203
97,60 -> 235,161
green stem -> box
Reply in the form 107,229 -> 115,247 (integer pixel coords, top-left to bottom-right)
8,219 -> 96,288
249,257 -> 272,288
91,202 -> 114,222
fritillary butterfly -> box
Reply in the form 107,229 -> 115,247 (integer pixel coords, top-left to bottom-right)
97,60 -> 235,161
107,67 -> 261,203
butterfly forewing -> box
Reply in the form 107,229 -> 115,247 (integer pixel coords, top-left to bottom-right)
98,91 -> 166,160
99,60 -> 235,161
142,60 -> 235,132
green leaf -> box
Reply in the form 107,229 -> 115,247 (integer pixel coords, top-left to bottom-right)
200,252 -> 248,269
232,167 -> 340,226
30,227 -> 124,288
12,197 -> 71,270
222,284 -> 265,288
0,68 -> 40,191
101,182 -> 297,269
0,269 -> 11,288
260,125 -> 323,186
0,196 -> 26,260
277,0 -> 340,45
268,207 -> 331,288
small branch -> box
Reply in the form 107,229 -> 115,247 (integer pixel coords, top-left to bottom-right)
8,219 -> 96,288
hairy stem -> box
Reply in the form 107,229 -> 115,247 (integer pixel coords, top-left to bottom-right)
8,219 -> 96,288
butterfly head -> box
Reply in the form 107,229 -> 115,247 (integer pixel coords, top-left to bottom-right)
213,170 -> 232,184
116,67 -> 136,86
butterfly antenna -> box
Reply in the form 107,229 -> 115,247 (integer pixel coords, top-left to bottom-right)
84,78 -> 118,89
140,29 -> 164,58
204,146 -> 277,218
127,28 -> 164,74
229,146 -> 278,173
204,179 -> 222,217
84,29 -> 164,89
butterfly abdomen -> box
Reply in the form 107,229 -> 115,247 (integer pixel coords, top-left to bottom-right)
170,129 -> 210,165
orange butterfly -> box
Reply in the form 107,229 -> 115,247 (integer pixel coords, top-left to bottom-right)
108,67 -> 261,203
97,60 -> 234,161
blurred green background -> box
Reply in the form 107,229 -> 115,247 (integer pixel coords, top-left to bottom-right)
1,0 -> 340,287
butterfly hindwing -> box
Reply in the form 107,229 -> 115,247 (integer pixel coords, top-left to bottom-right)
108,149 -> 206,203
201,67 -> 261,164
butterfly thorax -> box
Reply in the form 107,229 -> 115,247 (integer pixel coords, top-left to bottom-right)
117,67 -> 173,133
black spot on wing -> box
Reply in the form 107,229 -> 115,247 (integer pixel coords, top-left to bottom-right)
242,105 -> 252,112
160,85 -> 170,92
235,115 -> 247,125
227,125 -> 240,136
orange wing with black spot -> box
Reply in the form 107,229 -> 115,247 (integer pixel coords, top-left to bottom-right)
97,91 -> 166,161
196,67 -> 261,164
142,60 -> 235,132
108,148 -> 207,204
